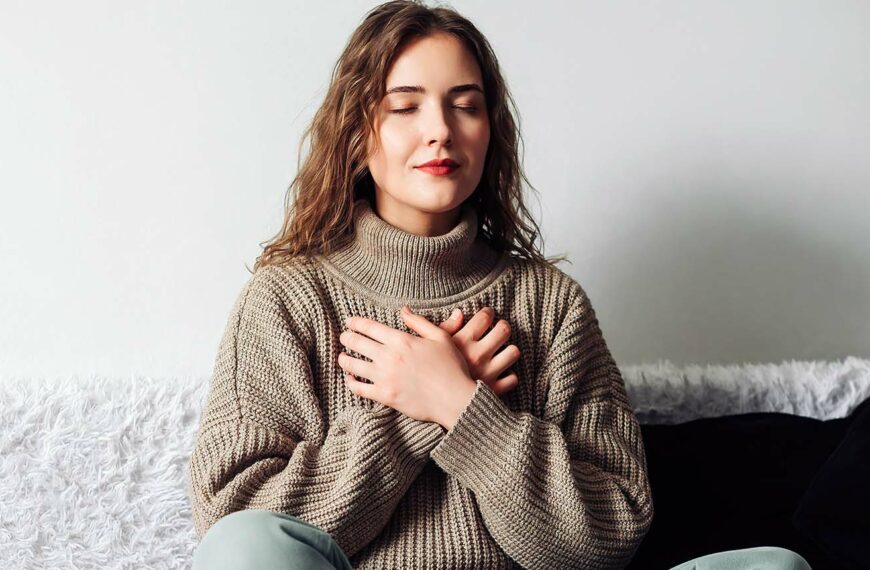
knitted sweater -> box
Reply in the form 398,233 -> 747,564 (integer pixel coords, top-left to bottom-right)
186,198 -> 654,569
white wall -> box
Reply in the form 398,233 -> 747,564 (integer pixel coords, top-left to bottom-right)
1,0 -> 868,379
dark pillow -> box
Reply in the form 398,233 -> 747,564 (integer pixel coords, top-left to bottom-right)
791,396 -> 870,570
628,411 -> 851,569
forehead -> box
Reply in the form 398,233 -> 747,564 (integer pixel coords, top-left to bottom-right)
385,33 -> 482,89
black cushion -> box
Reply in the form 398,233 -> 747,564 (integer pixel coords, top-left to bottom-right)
791,396 -> 870,570
627,410 -> 852,569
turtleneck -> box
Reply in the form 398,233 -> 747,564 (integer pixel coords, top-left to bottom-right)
317,198 -> 509,304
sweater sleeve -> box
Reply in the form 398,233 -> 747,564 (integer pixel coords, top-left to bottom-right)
429,282 -> 654,570
185,269 -> 446,557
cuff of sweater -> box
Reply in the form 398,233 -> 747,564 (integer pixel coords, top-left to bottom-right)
362,404 -> 447,462
430,379 -> 522,486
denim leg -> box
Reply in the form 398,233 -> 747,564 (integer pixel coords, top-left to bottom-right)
193,509 -> 353,570
668,546 -> 812,570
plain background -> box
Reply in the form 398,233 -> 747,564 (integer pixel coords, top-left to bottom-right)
0,0 -> 868,379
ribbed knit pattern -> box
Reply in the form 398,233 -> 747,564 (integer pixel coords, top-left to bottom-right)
186,198 -> 654,569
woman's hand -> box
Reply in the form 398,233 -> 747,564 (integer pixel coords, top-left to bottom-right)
338,306 -> 479,430
437,307 -> 521,398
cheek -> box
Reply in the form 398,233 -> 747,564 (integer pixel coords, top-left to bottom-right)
377,126 -> 416,168
468,120 -> 490,157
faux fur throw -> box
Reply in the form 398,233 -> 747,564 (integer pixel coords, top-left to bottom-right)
1,356 -> 867,568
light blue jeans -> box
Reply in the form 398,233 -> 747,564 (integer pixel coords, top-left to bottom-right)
192,509 -> 812,570
670,546 -> 812,570
669,546 -> 812,569
193,509 -> 353,570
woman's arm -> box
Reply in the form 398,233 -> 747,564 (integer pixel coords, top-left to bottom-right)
185,269 -> 445,558
428,282 -> 654,570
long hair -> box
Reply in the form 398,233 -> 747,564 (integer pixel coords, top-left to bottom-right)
250,0 -> 569,273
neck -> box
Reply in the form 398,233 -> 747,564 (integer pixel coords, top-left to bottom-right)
373,192 -> 465,237
317,198 -> 507,305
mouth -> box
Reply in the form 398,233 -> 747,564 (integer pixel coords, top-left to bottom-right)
415,164 -> 460,176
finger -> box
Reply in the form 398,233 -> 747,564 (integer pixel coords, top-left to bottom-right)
400,306 -> 447,340
460,306 -> 497,342
478,343 -> 521,379
471,318 -> 513,364
344,373 -> 380,402
340,329 -> 384,361
337,351 -> 376,381
345,315 -> 403,345
488,373 -> 518,396
438,308 -> 464,334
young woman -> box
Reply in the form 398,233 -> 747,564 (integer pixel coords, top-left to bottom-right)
186,2 -> 811,569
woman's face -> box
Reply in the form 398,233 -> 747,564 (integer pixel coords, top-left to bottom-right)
365,32 -> 490,235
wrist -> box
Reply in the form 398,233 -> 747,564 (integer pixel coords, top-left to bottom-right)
440,378 -> 478,431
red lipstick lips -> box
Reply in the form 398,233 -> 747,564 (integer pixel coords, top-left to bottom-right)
416,157 -> 460,176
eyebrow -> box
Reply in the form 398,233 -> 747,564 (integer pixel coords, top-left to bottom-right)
385,83 -> 484,96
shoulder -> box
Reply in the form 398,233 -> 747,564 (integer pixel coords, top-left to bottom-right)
230,258 -> 325,346
243,255 -> 329,306
506,254 -> 590,311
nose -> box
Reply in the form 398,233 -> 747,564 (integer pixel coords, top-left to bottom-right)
423,104 -> 453,147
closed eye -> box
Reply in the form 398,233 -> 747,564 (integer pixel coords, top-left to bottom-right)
391,106 -> 478,114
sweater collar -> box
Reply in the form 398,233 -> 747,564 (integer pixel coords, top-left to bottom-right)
318,198 -> 506,304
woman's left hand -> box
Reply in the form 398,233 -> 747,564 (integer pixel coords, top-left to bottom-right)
338,305 -> 478,430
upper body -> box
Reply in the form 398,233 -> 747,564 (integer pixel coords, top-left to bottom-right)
185,197 -> 654,569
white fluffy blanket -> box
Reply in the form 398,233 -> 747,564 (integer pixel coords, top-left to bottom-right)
1,356 -> 868,569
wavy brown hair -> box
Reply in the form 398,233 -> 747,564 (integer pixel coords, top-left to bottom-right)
250,0 -> 569,274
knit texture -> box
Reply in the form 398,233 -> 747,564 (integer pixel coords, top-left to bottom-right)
186,198 -> 654,569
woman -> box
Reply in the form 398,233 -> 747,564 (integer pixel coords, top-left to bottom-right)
186,2 -> 811,569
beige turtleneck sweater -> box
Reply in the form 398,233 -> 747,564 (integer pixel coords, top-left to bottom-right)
186,198 -> 654,569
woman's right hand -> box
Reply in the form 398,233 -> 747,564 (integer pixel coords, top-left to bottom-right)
438,307 -> 520,398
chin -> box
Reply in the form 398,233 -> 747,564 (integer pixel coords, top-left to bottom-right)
411,187 -> 473,211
